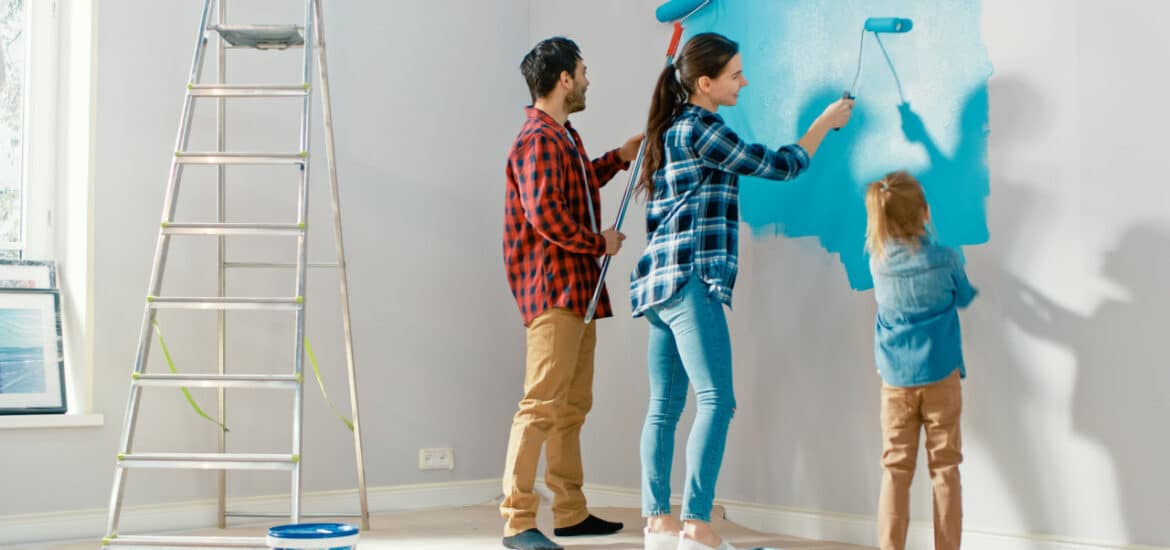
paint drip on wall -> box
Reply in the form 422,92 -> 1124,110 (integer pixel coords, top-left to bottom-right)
683,0 -> 993,290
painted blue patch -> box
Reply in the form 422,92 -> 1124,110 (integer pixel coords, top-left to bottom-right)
682,0 -> 992,289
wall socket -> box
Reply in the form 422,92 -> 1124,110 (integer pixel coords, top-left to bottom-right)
418,447 -> 454,470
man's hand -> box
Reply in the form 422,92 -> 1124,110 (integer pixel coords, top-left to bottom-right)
601,226 -> 626,256
619,133 -> 645,163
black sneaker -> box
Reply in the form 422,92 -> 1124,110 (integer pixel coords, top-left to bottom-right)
553,514 -> 624,537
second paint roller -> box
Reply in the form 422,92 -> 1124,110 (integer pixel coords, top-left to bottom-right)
844,17 -> 914,102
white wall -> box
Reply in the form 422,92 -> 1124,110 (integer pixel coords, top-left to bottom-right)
532,1 -> 1170,548
0,0 -> 529,520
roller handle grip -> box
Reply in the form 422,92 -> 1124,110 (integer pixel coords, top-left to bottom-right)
667,22 -> 683,58
834,91 -> 855,132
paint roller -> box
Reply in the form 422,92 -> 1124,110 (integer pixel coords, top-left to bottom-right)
843,17 -> 913,102
584,0 -> 711,323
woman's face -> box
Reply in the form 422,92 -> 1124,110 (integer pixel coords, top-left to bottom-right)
703,53 -> 748,107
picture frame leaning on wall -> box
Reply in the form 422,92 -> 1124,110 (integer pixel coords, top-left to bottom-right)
0,261 -> 65,414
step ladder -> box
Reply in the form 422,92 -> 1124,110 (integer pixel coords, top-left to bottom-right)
102,1 -> 369,548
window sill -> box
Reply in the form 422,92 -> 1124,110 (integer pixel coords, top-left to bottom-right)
0,413 -> 104,430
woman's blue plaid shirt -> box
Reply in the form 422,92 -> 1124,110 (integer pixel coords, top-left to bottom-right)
629,104 -> 810,317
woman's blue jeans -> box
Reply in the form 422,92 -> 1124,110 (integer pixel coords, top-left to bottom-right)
640,275 -> 736,522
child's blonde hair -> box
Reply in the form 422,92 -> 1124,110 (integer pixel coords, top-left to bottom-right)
865,171 -> 929,261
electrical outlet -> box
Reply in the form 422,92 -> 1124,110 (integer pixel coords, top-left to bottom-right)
418,447 -> 454,471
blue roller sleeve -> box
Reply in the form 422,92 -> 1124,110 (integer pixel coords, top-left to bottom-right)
656,0 -> 708,22
864,17 -> 913,33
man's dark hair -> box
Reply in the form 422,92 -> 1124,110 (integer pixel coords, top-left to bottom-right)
520,36 -> 582,102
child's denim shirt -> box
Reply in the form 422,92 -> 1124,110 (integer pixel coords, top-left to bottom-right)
870,237 -> 978,387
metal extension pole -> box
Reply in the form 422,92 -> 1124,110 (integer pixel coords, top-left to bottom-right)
585,22 -> 687,323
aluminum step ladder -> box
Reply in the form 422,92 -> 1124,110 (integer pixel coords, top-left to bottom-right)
102,1 -> 369,547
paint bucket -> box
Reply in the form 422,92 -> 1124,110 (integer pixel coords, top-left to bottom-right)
266,523 -> 359,550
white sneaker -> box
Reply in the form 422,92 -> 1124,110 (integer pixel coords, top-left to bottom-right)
644,527 -> 679,550
677,533 -> 738,550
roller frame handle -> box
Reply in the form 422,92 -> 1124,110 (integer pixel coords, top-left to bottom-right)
584,23 -> 684,324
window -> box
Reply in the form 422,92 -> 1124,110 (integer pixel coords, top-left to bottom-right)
0,0 -> 25,259
0,0 -> 100,423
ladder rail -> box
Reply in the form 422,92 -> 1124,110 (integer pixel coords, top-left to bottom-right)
312,0 -> 370,529
216,0 -> 228,530
106,0 -> 216,538
287,0 -> 315,524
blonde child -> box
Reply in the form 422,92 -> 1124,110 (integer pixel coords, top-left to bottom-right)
865,171 -> 977,550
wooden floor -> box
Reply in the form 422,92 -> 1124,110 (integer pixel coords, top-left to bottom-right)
34,504 -> 875,550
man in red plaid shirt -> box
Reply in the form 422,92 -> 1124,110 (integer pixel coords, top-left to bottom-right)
500,36 -> 642,550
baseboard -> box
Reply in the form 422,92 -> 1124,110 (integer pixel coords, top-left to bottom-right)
565,482 -> 1168,550
10,479 -> 1164,550
0,478 -> 502,546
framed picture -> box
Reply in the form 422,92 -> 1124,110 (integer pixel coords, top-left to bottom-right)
0,289 -> 66,414
0,259 -> 56,289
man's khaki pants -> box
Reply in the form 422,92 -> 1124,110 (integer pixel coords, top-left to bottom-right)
879,370 -> 963,550
501,308 -> 595,536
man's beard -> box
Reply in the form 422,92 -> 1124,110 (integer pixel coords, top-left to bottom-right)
566,88 -> 586,114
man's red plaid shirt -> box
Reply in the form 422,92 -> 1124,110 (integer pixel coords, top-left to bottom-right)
503,107 -> 628,326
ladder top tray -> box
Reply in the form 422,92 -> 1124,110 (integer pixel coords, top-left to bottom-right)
212,24 -> 305,49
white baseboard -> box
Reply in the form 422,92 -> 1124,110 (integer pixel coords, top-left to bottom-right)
8,479 -> 1165,550
0,478 -> 502,546
567,482 -> 1167,550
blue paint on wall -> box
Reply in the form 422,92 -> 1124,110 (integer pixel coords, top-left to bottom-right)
681,0 -> 992,289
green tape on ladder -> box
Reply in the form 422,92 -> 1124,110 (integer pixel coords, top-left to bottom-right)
144,323 -> 349,433
153,320 -> 230,432
305,337 -> 354,431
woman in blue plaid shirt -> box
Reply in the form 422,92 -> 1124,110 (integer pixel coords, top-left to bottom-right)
632,33 -> 854,550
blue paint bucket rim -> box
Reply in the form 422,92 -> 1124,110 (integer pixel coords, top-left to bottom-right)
266,522 -> 359,549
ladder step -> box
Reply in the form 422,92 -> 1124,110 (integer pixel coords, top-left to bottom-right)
162,223 -> 305,236
225,261 -> 340,269
188,84 -> 308,97
117,452 -> 298,471
175,152 -> 306,165
148,297 -> 303,311
210,24 -> 305,50
133,373 -> 300,390
103,534 -> 268,548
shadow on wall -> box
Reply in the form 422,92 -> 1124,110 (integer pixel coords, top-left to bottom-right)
971,74 -> 1169,546
998,219 -> 1170,546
